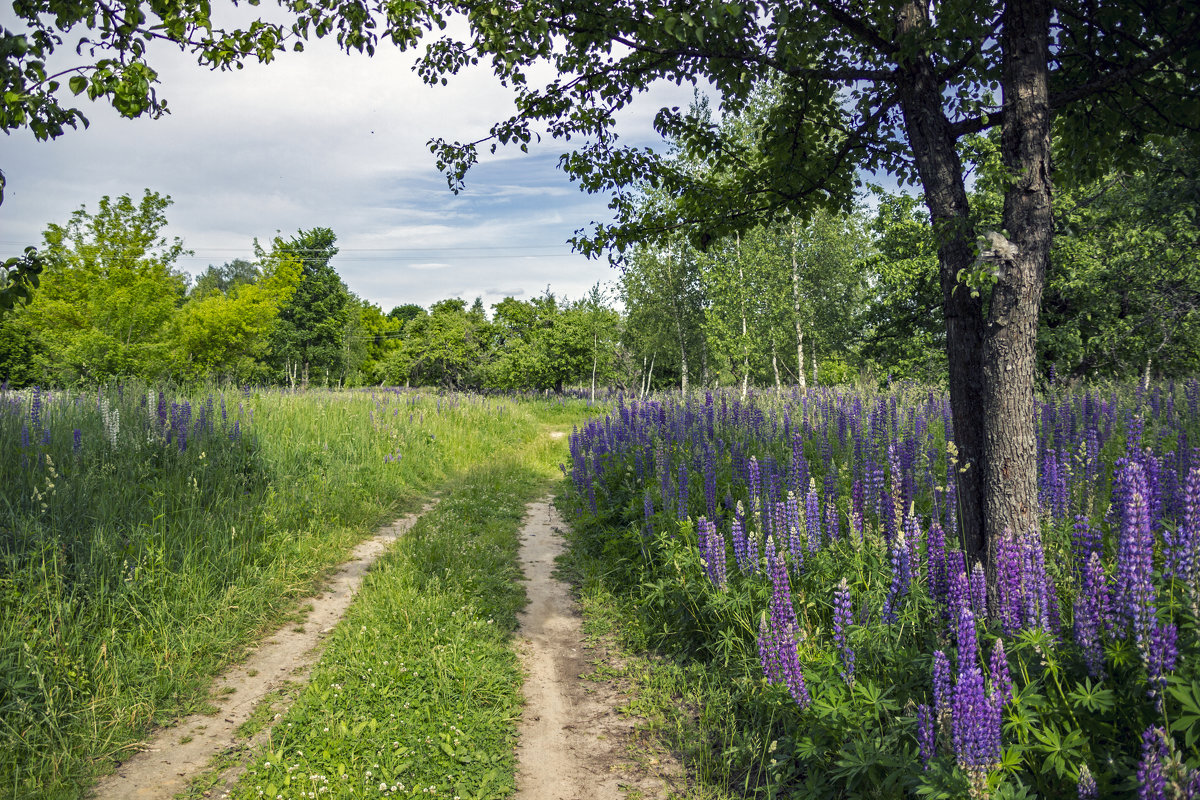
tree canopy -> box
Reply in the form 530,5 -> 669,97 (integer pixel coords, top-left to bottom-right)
5,0 -> 1200,575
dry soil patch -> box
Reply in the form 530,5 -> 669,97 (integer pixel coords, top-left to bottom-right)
514,500 -> 681,800
89,501 -> 436,800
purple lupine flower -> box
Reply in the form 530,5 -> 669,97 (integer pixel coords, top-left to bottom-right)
1167,465 -> 1200,587
1146,621 -> 1178,710
882,529 -> 911,624
995,529 -> 1023,634
917,703 -> 936,769
928,521 -> 949,611
1023,526 -> 1054,633
880,488 -> 897,544
833,577 -> 854,684
29,386 -> 42,430
932,650 -> 953,726
698,517 -> 728,590
904,512 -> 922,589
643,490 -> 655,535
1077,765 -> 1098,800
1115,461 -> 1156,644
988,639 -> 1013,709
758,540 -> 811,708
805,483 -> 822,552
824,500 -> 841,542
951,606 -> 1002,798
947,552 -> 970,634
1137,726 -> 1170,800
951,660 -> 999,796
703,447 -> 717,519
657,443 -> 671,512
1074,552 -> 1108,678
1071,515 -> 1101,577
957,604 -> 979,672
20,423 -> 29,449
970,562 -> 988,622
72,428 -> 82,453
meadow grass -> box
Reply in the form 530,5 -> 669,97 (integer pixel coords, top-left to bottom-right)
0,385 -> 594,800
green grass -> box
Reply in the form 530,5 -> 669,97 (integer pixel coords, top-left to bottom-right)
225,419 -> 571,800
0,385 -> 595,800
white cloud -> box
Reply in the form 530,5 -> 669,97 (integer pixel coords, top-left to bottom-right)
0,9 -> 699,310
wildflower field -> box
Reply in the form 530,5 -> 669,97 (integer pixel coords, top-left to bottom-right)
0,384 -> 591,799
562,382 -> 1200,799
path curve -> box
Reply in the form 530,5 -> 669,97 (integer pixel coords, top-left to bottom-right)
90,501 -> 437,800
514,500 -> 678,800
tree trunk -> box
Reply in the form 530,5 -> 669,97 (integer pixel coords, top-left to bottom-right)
895,0 -> 988,567
678,329 -> 689,394
791,221 -> 807,391
737,232 -> 750,400
979,0 -> 1053,561
591,328 -> 598,402
771,336 -> 782,394
668,253 -> 688,395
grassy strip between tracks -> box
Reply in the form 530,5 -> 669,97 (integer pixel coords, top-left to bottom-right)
222,427 -> 570,800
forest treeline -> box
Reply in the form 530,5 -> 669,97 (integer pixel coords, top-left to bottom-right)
1,135 -> 1197,392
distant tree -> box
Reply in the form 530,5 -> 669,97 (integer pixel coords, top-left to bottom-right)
576,283 -> 621,401
345,299 -> 402,386
387,298 -> 486,388
12,190 -> 187,384
191,258 -> 258,297
266,228 -> 350,388
387,304 -> 426,324
171,254 -> 301,384
621,241 -> 706,394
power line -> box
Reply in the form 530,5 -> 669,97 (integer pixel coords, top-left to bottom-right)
0,241 -> 581,253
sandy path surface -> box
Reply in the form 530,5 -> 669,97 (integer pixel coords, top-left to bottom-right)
90,501 -> 436,800
514,500 -> 679,800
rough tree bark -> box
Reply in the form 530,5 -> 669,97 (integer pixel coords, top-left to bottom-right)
980,0 -> 1052,556
894,0 -> 988,567
791,221 -> 807,392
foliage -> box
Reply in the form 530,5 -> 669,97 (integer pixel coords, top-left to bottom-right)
620,206 -> 870,394
1042,137 -> 1200,381
267,228 -> 351,387
170,256 -> 302,385
860,194 -> 947,384
0,247 -> 43,313
15,190 -> 189,385
190,259 -> 259,298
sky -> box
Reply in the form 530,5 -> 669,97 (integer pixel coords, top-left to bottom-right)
1,15 -> 698,313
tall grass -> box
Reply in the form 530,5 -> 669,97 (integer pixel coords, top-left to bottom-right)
0,384 -> 592,800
